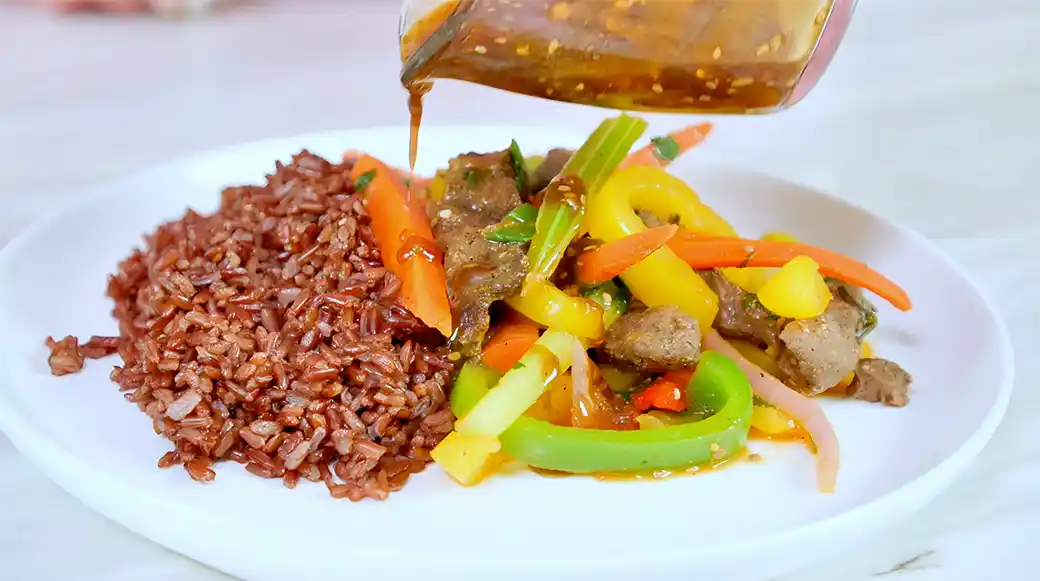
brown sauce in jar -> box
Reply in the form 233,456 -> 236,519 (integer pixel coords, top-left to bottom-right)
402,0 -> 835,172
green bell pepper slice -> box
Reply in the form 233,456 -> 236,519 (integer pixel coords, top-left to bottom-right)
450,350 -> 753,474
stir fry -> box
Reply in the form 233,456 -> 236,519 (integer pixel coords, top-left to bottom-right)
357,115 -> 913,493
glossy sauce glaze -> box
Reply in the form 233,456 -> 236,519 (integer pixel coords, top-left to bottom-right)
532,446 -> 751,481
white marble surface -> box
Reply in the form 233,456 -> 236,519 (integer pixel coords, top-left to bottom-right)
1,0 -> 1038,579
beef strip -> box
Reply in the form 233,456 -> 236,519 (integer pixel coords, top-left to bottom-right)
847,358 -> 912,407
530,148 -> 573,194
429,151 -> 528,355
776,300 -> 861,395
602,305 -> 701,373
698,269 -> 783,348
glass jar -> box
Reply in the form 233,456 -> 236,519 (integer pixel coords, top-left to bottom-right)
400,0 -> 858,114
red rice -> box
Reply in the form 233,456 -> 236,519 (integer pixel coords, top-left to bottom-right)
46,151 -> 456,500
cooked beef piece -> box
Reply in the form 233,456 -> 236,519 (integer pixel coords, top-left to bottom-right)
430,150 -> 528,356
530,148 -> 573,193
828,278 -> 878,341
847,358 -> 912,407
443,231 -> 528,355
432,151 -> 524,237
776,301 -> 861,395
602,305 -> 701,372
698,269 -> 782,348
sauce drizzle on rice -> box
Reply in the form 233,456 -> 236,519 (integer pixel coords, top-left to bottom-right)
46,151 -> 456,501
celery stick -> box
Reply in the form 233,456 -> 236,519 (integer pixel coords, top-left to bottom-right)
525,115 -> 648,287
455,330 -> 578,438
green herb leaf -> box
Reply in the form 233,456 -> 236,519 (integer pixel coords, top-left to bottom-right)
353,169 -> 377,192
508,140 -> 531,195
463,168 -> 483,187
485,224 -> 536,244
484,203 -> 539,244
504,203 -> 538,225
511,362 -> 526,370
583,278 -> 630,329
650,135 -> 680,162
742,293 -> 761,311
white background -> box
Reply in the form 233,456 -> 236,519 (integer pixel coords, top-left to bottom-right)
1,0 -> 1038,579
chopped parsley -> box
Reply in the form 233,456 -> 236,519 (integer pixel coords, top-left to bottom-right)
650,135 -> 680,162
463,168 -> 484,187
507,139 -> 531,195
353,169 -> 377,192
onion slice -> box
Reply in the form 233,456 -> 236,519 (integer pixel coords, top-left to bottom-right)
703,330 -> 840,493
570,337 -> 597,428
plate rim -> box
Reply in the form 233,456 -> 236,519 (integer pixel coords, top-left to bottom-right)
0,125 -> 1017,571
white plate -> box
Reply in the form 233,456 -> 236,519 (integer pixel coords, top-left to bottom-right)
0,126 -> 1014,581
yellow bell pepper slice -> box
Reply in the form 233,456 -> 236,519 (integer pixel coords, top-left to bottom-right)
728,339 -> 783,378
756,256 -> 833,319
506,281 -> 605,342
586,165 -> 735,330
730,231 -> 802,292
430,431 -> 502,486
761,231 -> 800,243
751,405 -> 799,435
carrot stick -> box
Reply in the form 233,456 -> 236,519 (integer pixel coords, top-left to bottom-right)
667,232 -> 912,311
618,123 -> 713,170
349,155 -> 453,336
632,370 -> 692,412
482,316 -> 541,374
343,151 -> 431,193
576,224 -> 679,285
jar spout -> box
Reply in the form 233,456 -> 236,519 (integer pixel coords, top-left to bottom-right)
400,0 -> 472,86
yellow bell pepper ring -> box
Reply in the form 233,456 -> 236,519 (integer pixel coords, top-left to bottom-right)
585,165 -> 735,331
506,281 -> 605,343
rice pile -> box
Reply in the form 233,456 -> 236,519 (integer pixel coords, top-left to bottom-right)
46,151 -> 456,500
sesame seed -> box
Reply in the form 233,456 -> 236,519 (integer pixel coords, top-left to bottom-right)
516,44 -> 531,56
682,96 -> 695,103
537,76 -> 547,83
699,95 -> 711,102
548,39 -> 560,54
438,209 -> 452,218
732,77 -> 754,87
695,69 -> 706,79
557,184 -> 571,192
706,80 -> 717,90
474,45 -> 487,54
652,82 -> 663,94
575,82 -> 584,91
494,37 -> 507,44
727,88 -> 737,95
770,34 -> 783,52
756,43 -> 769,57
712,46 -> 722,60
447,352 -> 461,361
550,2 -> 571,21
673,387 -> 682,400
546,87 -> 554,96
